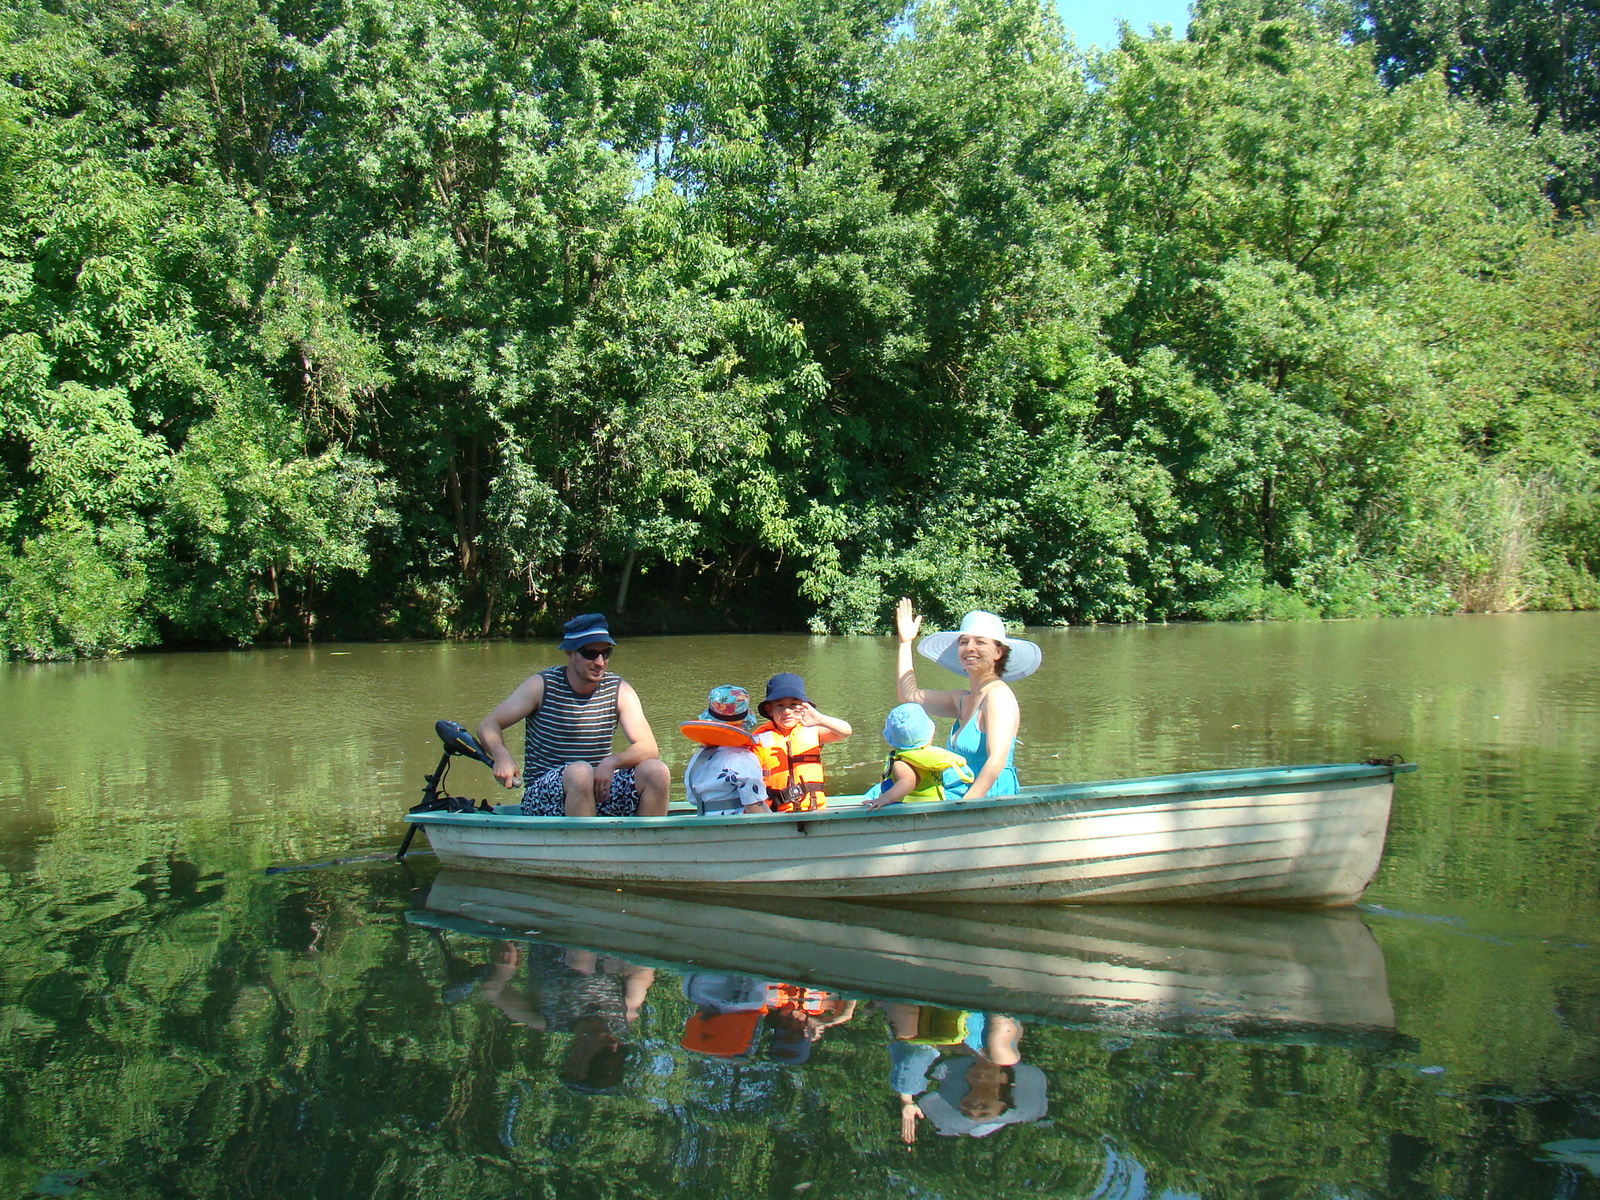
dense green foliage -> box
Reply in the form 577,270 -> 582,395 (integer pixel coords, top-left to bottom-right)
1,0 -> 1597,656
1346,0 -> 1600,203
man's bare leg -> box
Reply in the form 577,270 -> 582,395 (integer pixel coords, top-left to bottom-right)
633,758 -> 670,816
563,762 -> 596,816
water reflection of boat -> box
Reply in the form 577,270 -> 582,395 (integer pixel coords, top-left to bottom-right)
409,871 -> 1402,1047
406,761 -> 1410,905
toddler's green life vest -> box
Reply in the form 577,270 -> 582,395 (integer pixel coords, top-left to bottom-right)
881,745 -> 974,802
900,1005 -> 970,1045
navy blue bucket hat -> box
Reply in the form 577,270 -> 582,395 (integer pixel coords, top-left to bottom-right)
758,672 -> 811,717
559,613 -> 616,651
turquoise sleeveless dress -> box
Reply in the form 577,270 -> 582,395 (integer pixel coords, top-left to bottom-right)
945,695 -> 1019,799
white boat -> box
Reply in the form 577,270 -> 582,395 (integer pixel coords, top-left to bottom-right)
404,760 -> 1411,905
409,871 -> 1401,1044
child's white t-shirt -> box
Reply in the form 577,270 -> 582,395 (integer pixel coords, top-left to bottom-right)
683,745 -> 768,815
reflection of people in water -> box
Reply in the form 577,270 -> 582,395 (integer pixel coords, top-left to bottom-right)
479,941 -> 655,1093
881,1003 -> 1048,1141
766,986 -> 856,1064
680,974 -> 856,1063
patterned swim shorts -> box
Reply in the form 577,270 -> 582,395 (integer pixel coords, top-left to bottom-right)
521,766 -> 642,816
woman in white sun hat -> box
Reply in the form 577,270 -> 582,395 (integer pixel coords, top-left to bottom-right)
892,597 -> 1041,800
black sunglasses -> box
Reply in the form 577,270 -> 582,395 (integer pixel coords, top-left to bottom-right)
574,644 -> 614,661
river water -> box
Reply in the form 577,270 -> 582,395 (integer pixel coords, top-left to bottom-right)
1,613 -> 1597,1198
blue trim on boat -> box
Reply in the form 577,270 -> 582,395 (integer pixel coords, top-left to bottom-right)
406,760 -> 1413,829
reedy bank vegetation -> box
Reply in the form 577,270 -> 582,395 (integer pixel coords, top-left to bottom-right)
1,0 -> 1596,657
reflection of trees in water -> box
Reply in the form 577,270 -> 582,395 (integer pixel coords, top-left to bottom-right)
1090,1144 -> 1149,1200
680,1057 -> 788,1117
0,858 -> 1596,1198
661,1060 -> 796,1189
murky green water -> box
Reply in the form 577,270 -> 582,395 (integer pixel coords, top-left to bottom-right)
2,613 -> 1597,1198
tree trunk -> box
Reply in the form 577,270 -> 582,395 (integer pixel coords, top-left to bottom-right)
616,548 -> 638,613
447,454 -> 474,577
1260,473 -> 1277,583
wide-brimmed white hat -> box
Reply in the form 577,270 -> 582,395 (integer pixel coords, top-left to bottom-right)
918,1058 -> 1049,1138
917,610 -> 1041,682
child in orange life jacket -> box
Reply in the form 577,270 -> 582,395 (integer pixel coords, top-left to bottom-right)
751,673 -> 853,812
679,975 -> 856,1062
862,703 -> 974,809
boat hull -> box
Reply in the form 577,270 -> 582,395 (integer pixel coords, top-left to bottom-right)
407,762 -> 1405,905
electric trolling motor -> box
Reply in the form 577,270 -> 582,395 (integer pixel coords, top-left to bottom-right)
398,720 -> 498,859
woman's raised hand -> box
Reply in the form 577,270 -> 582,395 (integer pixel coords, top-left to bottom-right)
894,597 -> 922,644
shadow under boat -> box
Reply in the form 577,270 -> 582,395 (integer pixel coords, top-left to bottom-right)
408,870 -> 1407,1051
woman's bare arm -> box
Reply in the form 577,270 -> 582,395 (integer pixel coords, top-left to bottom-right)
895,598 -> 961,718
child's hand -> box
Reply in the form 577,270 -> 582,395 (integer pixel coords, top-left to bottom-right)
862,796 -> 895,810
794,701 -> 818,726
900,1098 -> 923,1144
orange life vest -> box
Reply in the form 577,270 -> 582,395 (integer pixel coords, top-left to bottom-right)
679,978 -> 837,1058
681,1008 -> 763,1058
752,721 -> 826,811
765,983 -> 835,1017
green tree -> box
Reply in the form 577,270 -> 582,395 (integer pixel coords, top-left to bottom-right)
1346,0 -> 1600,201
1083,1 -> 1553,618
0,8 -> 392,656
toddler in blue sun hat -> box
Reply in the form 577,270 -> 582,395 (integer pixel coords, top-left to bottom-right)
862,703 -> 974,809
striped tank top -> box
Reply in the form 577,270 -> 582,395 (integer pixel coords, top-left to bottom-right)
524,665 -> 621,776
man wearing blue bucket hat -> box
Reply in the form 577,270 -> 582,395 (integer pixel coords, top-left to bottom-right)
476,613 -> 670,816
